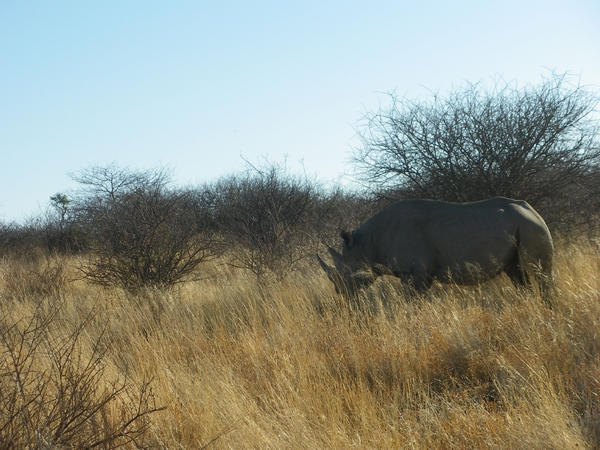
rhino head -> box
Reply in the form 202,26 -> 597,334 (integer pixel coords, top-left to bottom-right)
317,232 -> 375,297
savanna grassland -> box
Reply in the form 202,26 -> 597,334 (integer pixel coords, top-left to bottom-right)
1,238 -> 600,449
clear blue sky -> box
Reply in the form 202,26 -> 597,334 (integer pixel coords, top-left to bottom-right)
1,0 -> 599,221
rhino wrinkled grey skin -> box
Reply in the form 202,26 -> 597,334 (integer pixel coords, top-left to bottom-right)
318,197 -> 554,298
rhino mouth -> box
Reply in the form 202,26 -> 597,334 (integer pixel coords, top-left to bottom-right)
317,250 -> 373,296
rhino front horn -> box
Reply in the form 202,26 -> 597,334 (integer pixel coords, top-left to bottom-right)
317,254 -> 337,280
327,247 -> 343,267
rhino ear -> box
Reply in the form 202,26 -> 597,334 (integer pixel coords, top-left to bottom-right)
340,230 -> 354,248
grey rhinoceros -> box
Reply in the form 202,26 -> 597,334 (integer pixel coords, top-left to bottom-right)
318,197 -> 554,297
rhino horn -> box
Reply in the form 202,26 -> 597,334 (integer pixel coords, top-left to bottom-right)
327,247 -> 344,267
317,254 -> 337,280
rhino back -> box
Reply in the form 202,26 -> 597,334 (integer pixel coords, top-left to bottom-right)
348,198 -> 551,282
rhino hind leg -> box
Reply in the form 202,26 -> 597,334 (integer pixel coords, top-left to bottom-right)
504,248 -> 555,304
504,249 -> 528,287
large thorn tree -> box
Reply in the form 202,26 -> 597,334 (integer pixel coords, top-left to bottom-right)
352,73 -> 600,220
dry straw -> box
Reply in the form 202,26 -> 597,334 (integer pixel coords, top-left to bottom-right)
0,238 -> 599,448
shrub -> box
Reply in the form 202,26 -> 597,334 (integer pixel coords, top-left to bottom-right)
72,164 -> 217,291
205,159 -> 325,279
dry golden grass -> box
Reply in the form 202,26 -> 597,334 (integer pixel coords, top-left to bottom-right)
1,238 -> 600,448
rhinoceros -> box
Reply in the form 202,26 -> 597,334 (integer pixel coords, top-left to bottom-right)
318,197 -> 553,297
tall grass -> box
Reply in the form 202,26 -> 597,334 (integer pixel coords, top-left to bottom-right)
1,238 -> 600,448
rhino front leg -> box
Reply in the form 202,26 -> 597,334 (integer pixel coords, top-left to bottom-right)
396,268 -> 433,295
412,271 -> 433,293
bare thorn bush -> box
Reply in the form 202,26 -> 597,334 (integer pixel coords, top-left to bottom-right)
206,159 -> 325,280
0,299 -> 164,448
72,164 -> 217,292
